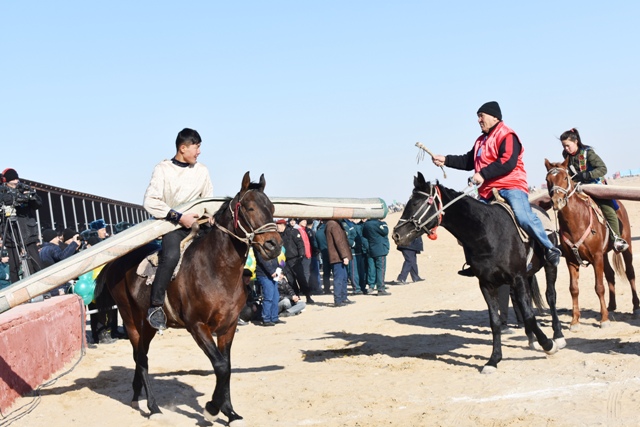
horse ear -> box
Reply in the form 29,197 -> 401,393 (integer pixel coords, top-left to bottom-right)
241,171 -> 251,191
561,157 -> 569,168
258,173 -> 266,191
544,158 -> 552,171
414,171 -> 426,188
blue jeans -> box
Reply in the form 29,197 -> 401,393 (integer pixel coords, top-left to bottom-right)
331,262 -> 348,304
497,189 -> 554,251
257,275 -> 279,322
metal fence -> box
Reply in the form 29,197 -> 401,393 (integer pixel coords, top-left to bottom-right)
23,178 -> 149,237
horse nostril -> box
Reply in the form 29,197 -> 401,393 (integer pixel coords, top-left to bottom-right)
264,239 -> 276,251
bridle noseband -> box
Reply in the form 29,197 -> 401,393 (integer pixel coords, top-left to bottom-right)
397,186 -> 443,236
215,189 -> 278,255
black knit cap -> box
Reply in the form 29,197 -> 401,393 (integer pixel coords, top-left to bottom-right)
42,229 -> 58,243
477,101 -> 502,120
3,168 -> 19,182
63,228 -> 78,242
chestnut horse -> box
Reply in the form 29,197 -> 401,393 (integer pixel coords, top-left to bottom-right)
392,173 -> 560,374
95,172 -> 281,425
544,158 -> 637,330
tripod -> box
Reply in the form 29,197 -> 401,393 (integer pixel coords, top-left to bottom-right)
1,211 -> 37,283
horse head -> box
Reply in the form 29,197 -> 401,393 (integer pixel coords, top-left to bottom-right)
392,171 -> 442,246
226,171 -> 282,260
544,157 -> 573,211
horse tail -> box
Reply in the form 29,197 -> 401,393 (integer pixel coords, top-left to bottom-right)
529,274 -> 547,311
612,251 -> 627,283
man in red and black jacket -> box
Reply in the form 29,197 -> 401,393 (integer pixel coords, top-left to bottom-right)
432,101 -> 561,276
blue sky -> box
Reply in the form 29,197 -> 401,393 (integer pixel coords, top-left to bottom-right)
2,1 -> 639,207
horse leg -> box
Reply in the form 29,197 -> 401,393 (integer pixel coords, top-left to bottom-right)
568,262 -> 582,331
542,263 -> 565,348
604,254 -> 617,312
621,249 -> 639,316
514,276 -> 556,355
190,322 -> 243,426
133,324 -> 161,416
593,256 -> 610,327
478,282 -> 503,374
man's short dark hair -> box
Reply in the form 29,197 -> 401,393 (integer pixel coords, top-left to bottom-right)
175,128 -> 202,151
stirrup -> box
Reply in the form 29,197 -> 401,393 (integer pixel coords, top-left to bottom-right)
614,237 -> 629,253
457,264 -> 474,277
147,306 -> 167,330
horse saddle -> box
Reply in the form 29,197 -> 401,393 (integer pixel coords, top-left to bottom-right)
489,188 -> 554,243
575,191 -> 606,225
136,223 -> 201,285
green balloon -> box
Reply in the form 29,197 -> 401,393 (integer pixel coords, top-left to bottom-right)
73,277 -> 96,305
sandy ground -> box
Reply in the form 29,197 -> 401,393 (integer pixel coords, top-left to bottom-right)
4,177 -> 640,427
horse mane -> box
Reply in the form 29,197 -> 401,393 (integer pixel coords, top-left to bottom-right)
213,197 -> 233,222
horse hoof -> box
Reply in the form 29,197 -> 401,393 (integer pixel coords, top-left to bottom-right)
229,419 -> 247,427
569,323 -> 580,332
481,365 -> 497,374
554,337 -> 567,349
130,401 -> 139,410
528,340 -> 542,351
204,408 -> 218,423
544,341 -> 558,355
600,320 -> 612,328
149,413 -> 164,421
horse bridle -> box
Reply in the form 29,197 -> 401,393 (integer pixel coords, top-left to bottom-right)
396,185 -> 444,236
546,167 -> 579,205
215,189 -> 278,254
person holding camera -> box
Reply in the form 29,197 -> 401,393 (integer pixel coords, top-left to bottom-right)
1,168 -> 43,283
39,228 -> 81,268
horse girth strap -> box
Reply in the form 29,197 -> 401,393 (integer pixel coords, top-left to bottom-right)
560,198 -> 609,266
561,200 -> 593,252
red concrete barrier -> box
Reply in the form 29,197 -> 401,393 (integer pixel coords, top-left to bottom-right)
0,294 -> 85,413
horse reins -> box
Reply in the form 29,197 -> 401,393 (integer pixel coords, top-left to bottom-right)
397,184 -> 476,235
214,189 -> 278,255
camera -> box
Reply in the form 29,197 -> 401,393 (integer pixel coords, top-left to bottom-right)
1,182 -> 37,207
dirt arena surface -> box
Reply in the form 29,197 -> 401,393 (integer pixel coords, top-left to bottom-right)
5,177 -> 640,427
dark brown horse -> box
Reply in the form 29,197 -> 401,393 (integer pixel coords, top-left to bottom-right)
544,158 -> 637,330
96,172 -> 281,425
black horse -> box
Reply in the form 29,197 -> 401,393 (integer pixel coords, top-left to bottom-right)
392,172 -> 562,373
96,172 -> 282,425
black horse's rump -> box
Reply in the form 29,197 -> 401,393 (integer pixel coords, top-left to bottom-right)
392,172 -> 563,372
94,172 -> 282,425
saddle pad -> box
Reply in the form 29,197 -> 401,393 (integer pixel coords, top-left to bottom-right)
490,199 -> 529,243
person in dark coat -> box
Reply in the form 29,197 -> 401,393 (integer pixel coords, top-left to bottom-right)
1,168 -> 43,283
325,219 -> 354,306
278,219 -> 314,304
362,218 -> 390,296
395,236 -> 424,284
314,220 -> 332,294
